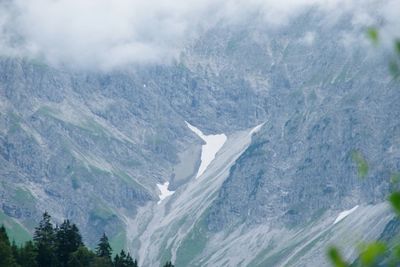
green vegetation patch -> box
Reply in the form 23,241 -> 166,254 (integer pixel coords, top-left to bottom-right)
351,150 -> 369,178
109,228 -> 127,256
159,242 -> 174,267
0,210 -> 31,245
7,112 -> 23,134
36,106 -> 61,117
37,106 -> 109,137
79,119 -> 109,137
175,220 -> 208,267
90,205 -> 115,221
250,242 -> 301,267
12,187 -> 35,206
113,169 -> 143,189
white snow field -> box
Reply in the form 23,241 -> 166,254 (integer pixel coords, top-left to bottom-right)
333,205 -> 359,225
156,182 -> 175,205
185,121 -> 227,178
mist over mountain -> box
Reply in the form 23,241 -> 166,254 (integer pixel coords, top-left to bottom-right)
0,0 -> 399,266
1,0 -> 399,68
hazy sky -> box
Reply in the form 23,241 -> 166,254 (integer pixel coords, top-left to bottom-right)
0,0 -> 397,70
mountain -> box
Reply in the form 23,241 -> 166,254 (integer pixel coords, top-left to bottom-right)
1,3 -> 400,266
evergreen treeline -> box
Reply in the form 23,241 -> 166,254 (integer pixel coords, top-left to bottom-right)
0,212 -> 174,267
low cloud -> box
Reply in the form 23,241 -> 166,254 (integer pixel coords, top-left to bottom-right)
0,0 -> 398,70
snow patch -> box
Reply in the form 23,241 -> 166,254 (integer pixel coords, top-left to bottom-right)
157,182 -> 175,205
333,205 -> 359,225
249,122 -> 265,136
185,121 -> 227,178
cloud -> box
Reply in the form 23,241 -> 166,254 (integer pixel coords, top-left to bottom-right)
0,0 -> 398,70
1,0 -> 237,69
300,32 -> 316,46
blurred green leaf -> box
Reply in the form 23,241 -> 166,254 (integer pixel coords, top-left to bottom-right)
328,247 -> 348,267
395,40 -> 400,55
359,242 -> 387,266
393,244 -> 400,257
367,27 -> 379,45
351,150 -> 369,178
388,244 -> 400,267
389,192 -> 400,215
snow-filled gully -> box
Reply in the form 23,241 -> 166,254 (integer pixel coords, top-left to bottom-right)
333,205 -> 359,225
185,121 -> 227,178
156,122 -> 261,204
156,182 -> 175,205
156,122 -> 227,204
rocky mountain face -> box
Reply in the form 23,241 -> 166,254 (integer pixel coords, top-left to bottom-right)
1,3 -> 399,266
0,56 -> 264,248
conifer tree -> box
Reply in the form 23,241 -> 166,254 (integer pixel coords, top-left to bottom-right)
67,246 -> 95,267
0,215 -> 143,267
90,256 -> 112,267
0,225 -> 10,246
11,241 -> 19,265
95,233 -> 112,262
0,225 -> 18,267
114,250 -> 138,267
163,261 -> 174,267
18,241 -> 37,267
56,219 -> 83,267
33,212 -> 57,267
125,252 -> 138,267
114,254 -> 121,267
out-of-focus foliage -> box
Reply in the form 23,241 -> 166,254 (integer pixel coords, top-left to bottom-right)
328,247 -> 349,267
395,40 -> 400,55
351,150 -> 369,178
328,239 -> 394,267
358,242 -> 387,266
388,245 -> 400,267
389,192 -> 400,215
367,28 -> 379,45
366,28 -> 400,78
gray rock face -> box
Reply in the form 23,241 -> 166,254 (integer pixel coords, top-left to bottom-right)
0,2 -> 399,266
206,46 -> 400,230
135,7 -> 399,265
0,39 -> 265,247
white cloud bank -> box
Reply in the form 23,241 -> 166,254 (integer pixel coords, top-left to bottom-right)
0,0 -> 398,70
